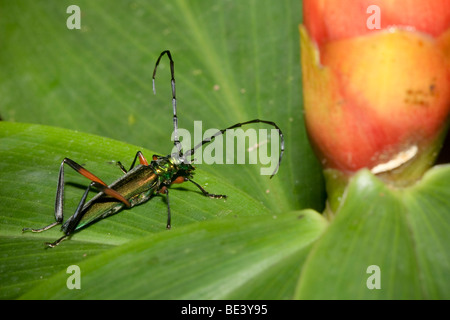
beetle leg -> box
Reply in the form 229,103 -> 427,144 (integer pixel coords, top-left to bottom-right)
22,221 -> 60,233
128,151 -> 149,171
117,151 -> 149,174
24,182 -> 94,247
45,235 -> 69,248
187,178 -> 227,199
23,158 -> 131,240
116,161 -> 128,174
58,158 -> 131,209
159,186 -> 171,230
45,181 -> 95,247
58,182 -> 96,237
46,181 -> 121,248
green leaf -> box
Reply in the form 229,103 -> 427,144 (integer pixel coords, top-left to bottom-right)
0,0 -> 325,213
19,209 -> 327,300
2,0 -> 449,301
295,168 -> 450,299
0,0 -> 328,299
0,122 -> 326,299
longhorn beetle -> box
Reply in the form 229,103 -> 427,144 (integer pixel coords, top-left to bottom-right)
23,50 -> 284,247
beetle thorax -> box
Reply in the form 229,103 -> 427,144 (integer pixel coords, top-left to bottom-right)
153,156 -> 176,179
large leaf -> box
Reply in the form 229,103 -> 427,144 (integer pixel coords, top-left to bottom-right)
18,208 -> 327,300
295,168 -> 450,299
1,0 -> 449,300
0,0 -> 325,212
0,0 -> 328,299
0,122 -> 326,299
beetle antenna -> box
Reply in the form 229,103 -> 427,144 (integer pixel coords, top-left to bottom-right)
183,119 -> 284,178
152,50 -> 182,156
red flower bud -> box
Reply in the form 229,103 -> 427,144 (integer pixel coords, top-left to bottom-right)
301,0 -> 450,185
